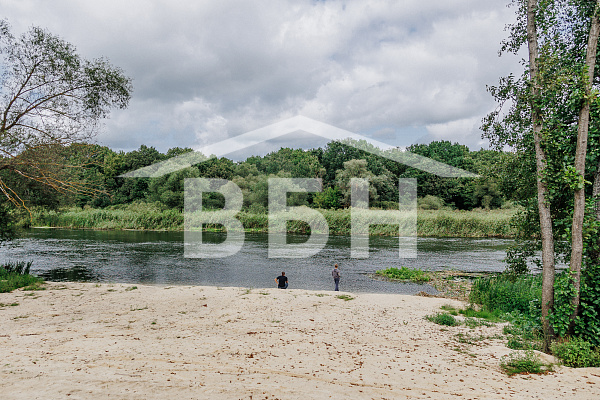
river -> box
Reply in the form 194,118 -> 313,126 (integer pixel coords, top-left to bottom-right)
0,228 -> 516,294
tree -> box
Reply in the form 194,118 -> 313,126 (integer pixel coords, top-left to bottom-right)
568,0 -> 600,327
335,159 -> 378,207
0,20 -> 132,208
483,0 -> 600,349
525,0 -> 558,347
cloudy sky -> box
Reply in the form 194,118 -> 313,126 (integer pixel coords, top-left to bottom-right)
2,0 -> 523,154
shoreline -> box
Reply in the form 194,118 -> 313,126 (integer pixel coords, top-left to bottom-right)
1,282 -> 598,399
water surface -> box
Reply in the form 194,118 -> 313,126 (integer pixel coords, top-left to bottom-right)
0,228 -> 515,294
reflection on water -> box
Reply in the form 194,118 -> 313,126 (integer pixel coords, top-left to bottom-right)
39,265 -> 98,282
0,228 -> 516,294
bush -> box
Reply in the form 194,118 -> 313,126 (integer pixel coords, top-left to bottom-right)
418,195 -> 445,210
425,312 -> 459,326
500,350 -> 553,376
551,337 -> 600,368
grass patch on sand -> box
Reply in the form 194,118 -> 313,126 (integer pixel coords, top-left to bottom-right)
425,312 -> 460,326
500,351 -> 553,376
0,261 -> 44,293
375,267 -> 431,283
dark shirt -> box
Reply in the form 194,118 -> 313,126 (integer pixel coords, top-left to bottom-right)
276,275 -> 288,288
332,269 -> 340,279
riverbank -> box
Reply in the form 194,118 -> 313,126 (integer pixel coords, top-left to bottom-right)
1,282 -> 598,399
22,204 -> 517,238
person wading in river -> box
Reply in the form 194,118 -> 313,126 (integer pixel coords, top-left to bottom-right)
332,264 -> 340,291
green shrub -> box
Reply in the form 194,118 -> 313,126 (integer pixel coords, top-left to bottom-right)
500,350 -> 553,376
469,273 -> 542,318
376,267 -> 431,283
551,337 -> 600,368
425,312 -> 459,326
418,195 -> 445,210
574,262 -> 600,346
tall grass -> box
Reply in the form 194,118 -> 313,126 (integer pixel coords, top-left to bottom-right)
1,261 -> 44,292
28,203 -> 183,230
25,202 -> 516,237
417,209 -> 515,238
469,273 -> 542,316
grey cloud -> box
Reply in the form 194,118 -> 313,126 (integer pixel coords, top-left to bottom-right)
2,0 -> 521,152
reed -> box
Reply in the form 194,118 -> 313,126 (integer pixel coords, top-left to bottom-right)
28,203 -> 183,230
25,203 -> 516,238
0,261 -> 44,292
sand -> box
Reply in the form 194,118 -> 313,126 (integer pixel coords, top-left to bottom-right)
1,282 -> 599,399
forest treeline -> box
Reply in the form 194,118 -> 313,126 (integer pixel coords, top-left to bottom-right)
5,139 -> 518,214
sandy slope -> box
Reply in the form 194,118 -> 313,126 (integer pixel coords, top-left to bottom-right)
1,282 -> 599,399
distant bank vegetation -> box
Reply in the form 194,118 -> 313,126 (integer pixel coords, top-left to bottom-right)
6,139 -> 522,238
21,201 -> 516,238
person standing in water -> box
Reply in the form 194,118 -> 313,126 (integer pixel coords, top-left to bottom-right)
332,264 -> 340,291
275,272 -> 288,289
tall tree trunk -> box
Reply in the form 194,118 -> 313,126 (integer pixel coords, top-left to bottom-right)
526,0 -> 556,350
570,1 -> 600,328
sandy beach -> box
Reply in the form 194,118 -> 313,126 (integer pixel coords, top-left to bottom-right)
1,282 -> 599,399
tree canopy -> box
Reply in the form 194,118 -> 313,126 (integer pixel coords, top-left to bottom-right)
0,20 -> 132,211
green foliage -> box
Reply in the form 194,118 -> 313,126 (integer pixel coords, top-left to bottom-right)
503,311 -> 544,351
376,267 -> 431,283
29,202 -> 183,230
336,294 -> 354,301
469,274 -> 542,317
459,307 -> 504,322
549,270 -> 578,338
500,351 -> 553,376
27,203 -> 516,238
0,20 -> 132,207
425,312 -> 459,326
0,261 -> 43,293
482,0 -> 600,349
417,195 -> 445,210
27,138 -> 513,215
312,186 -> 342,209
417,209 -> 515,238
2,261 -> 32,275
0,203 -> 16,242
551,337 -> 600,368
575,261 -> 600,345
